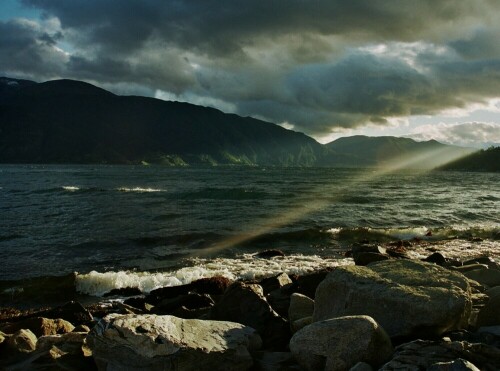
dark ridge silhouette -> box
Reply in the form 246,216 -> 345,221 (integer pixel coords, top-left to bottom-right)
438,146 -> 499,172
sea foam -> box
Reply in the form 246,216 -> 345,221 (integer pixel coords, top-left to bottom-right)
116,187 -> 165,193
75,254 -> 353,296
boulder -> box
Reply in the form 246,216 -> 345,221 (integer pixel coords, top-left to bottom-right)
427,359 -> 480,371
153,293 -> 214,314
5,329 -> 37,353
354,252 -> 389,266
252,351 -> 300,371
191,276 -> 232,295
40,301 -> 93,326
463,256 -> 499,270
288,293 -> 314,323
87,314 -> 261,371
289,315 -> 393,371
291,316 -> 312,334
103,287 -> 142,297
267,287 -> 293,318
349,362 -> 373,371
314,260 -> 472,338
1,317 -> 75,337
259,273 -> 293,295
463,268 -> 500,287
485,286 -> 500,298
477,294 -> 500,327
380,339 -> 500,370
209,282 -> 290,350
36,331 -> 87,354
294,269 -> 332,299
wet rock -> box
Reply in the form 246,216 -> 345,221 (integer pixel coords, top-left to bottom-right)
36,331 -> 87,354
169,305 -> 212,319
477,294 -> 500,327
477,325 -> 500,337
454,264 -> 490,273
354,252 -> 389,266
427,358 -> 480,371
103,287 -> 142,297
123,296 -> 153,312
0,317 -> 75,337
463,256 -> 499,270
153,293 -> 214,314
73,324 -> 90,333
485,285 -> 500,297
87,313 -> 261,371
314,260 -> 472,339
463,268 -> 500,287
254,249 -> 285,258
209,282 -> 290,350
146,284 -> 193,305
191,276 -> 232,295
352,243 -> 387,255
288,293 -> 314,323
267,287 -> 293,318
260,273 -> 293,295
290,315 -> 393,371
40,301 -> 93,326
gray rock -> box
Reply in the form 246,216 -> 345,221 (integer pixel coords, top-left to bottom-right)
314,260 -> 472,338
289,315 -> 393,371
288,293 -> 314,323
477,294 -> 500,327
210,282 -> 290,350
291,316 -> 312,334
353,252 -> 389,266
87,314 -> 261,371
349,362 -> 373,371
463,268 -> 500,287
380,339 -> 500,370
485,285 -> 500,298
427,358 -> 480,371
260,273 -> 293,295
454,264 -> 490,273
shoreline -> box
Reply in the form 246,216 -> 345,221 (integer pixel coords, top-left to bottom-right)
1,240 -> 500,370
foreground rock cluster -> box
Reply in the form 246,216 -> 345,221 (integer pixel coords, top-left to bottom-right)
1,246 -> 500,370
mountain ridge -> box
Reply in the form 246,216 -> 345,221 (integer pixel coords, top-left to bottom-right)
0,77 -> 477,168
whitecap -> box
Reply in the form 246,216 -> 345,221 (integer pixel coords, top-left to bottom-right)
116,187 -> 165,193
62,186 -> 80,191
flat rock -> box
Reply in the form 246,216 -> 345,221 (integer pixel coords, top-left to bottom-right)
290,315 -> 393,371
427,358 -> 480,371
87,314 -> 262,371
209,282 -> 290,350
314,260 -> 472,339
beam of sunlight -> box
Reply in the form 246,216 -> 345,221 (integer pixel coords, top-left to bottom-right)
192,146 -> 476,257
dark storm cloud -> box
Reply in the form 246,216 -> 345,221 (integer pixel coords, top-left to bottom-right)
6,0 -> 500,136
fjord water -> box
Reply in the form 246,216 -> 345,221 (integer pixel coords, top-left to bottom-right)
0,165 -> 499,296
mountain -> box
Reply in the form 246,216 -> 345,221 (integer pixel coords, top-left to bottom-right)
438,146 -> 499,172
0,77 -> 475,168
0,77 -> 329,166
326,135 -> 475,169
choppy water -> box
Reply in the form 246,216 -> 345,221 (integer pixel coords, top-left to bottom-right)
0,165 -> 498,298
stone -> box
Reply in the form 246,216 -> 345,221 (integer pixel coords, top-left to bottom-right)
1,317 -> 75,337
463,268 -> 500,287
477,294 -> 500,327
427,359 -> 480,371
289,315 -> 393,371
87,314 -> 261,371
349,362 -> 373,371
485,285 -> 500,298
191,276 -> 232,295
351,243 -> 387,255
291,316 -> 312,334
36,332 -> 87,354
153,293 -> 214,314
209,282 -> 290,350
6,328 -> 37,353
477,325 -> 500,337
314,260 -> 472,339
267,287 -> 293,318
73,324 -> 91,333
423,252 -> 447,266
379,339 -> 500,370
260,273 -> 293,295
252,351 -> 300,371
463,256 -> 499,270
454,264 -> 489,273
288,293 -> 314,323
294,269 -> 332,299
354,252 -> 389,266
103,287 -> 142,297
254,249 -> 285,258
146,284 -> 193,305
40,301 -> 93,326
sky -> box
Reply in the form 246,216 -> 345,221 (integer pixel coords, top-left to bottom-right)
1,0 -> 500,148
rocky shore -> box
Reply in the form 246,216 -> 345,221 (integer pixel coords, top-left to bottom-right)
1,243 -> 500,370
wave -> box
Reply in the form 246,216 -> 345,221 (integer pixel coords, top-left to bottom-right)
75,254 -> 352,296
116,187 -> 165,193
177,187 -> 278,200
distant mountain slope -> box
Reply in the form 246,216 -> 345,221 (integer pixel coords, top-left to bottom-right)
326,135 -> 474,169
0,77 -> 329,166
439,147 -> 499,172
